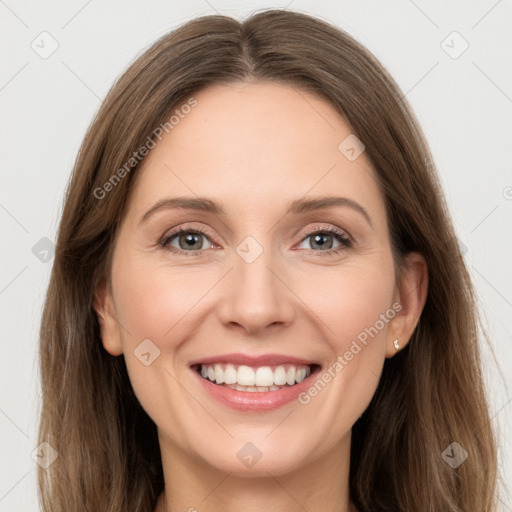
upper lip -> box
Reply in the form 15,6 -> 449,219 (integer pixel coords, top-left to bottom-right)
189,353 -> 318,367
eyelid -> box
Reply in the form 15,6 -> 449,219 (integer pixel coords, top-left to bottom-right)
297,223 -> 353,244
159,223 -> 218,248
159,222 -> 354,254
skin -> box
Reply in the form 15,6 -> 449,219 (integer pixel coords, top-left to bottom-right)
94,81 -> 428,512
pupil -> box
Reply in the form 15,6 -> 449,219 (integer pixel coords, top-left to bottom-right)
181,233 -> 201,249
177,233 -> 335,251
312,233 -> 333,250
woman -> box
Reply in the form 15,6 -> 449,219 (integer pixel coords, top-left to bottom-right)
37,8 -> 498,512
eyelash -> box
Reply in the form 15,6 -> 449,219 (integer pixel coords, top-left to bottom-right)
158,224 -> 353,257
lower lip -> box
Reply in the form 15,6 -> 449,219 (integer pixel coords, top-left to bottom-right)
191,365 -> 320,412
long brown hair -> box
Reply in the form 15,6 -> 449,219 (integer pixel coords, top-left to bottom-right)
38,9 -> 498,511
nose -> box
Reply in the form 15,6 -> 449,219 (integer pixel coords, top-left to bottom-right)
217,245 -> 296,336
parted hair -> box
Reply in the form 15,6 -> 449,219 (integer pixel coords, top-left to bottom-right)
37,9 -> 498,512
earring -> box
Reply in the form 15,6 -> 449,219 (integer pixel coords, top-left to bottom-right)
393,339 -> 400,350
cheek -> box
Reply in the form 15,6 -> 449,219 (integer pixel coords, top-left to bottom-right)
292,261 -> 395,430
111,260 -> 206,440
295,259 -> 395,349
113,259 -> 211,346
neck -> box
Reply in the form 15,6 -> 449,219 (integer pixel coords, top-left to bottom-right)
155,430 -> 356,512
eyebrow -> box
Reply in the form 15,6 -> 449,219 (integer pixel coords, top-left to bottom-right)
139,195 -> 373,228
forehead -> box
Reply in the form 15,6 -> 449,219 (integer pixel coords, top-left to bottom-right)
127,81 -> 387,230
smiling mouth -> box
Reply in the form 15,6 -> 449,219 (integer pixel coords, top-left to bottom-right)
192,363 -> 320,392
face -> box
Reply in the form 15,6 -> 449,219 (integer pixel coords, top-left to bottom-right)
96,81 -> 414,477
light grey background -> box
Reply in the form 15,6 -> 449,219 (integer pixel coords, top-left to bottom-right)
1,0 -> 511,510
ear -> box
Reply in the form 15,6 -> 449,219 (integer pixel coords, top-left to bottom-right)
93,277 -> 123,356
385,251 -> 428,358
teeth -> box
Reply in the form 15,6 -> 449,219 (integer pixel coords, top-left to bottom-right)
273,366 -> 287,385
255,367 -> 274,387
214,364 -> 224,384
238,365 -> 255,386
296,368 -> 307,383
286,367 -> 296,385
198,363 -> 313,389
224,364 -> 237,384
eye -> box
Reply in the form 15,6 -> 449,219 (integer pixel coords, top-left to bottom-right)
159,225 -> 215,256
158,224 -> 353,257
296,226 -> 353,256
